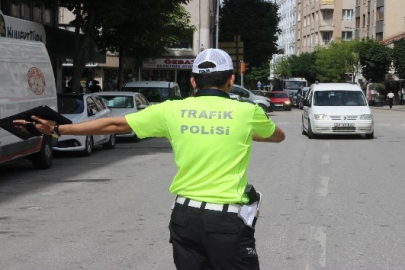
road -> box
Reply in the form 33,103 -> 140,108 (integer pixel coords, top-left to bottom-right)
1,107 -> 405,270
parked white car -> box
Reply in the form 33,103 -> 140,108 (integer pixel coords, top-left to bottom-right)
230,84 -> 273,112
302,83 -> 374,139
54,93 -> 116,155
94,91 -> 149,141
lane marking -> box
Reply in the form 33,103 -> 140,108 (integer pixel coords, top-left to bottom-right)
310,226 -> 327,268
316,176 -> 330,197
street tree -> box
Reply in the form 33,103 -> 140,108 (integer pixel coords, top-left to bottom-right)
95,2 -> 194,89
219,0 -> 280,69
288,52 -> 317,84
392,39 -> 405,80
358,38 -> 392,82
315,39 -> 359,82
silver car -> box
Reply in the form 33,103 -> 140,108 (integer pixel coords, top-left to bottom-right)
94,91 -> 149,141
54,93 -> 116,156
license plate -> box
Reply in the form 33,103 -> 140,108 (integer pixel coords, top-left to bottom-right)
334,123 -> 354,127
275,104 -> 283,106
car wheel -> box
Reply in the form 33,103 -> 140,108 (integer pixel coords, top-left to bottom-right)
307,120 -> 315,139
31,136 -> 53,169
82,136 -> 94,156
103,134 -> 116,149
365,131 -> 374,139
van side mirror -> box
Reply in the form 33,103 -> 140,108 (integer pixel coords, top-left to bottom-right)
303,99 -> 311,107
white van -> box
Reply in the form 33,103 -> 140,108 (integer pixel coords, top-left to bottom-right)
121,81 -> 182,104
0,38 -> 57,169
302,83 -> 374,139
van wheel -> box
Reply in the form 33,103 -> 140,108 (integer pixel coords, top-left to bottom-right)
307,120 -> 315,139
31,136 -> 53,169
82,136 -> 94,156
301,118 -> 306,135
103,134 -> 116,149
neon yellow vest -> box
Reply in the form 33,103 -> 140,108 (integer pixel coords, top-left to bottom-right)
125,95 -> 276,204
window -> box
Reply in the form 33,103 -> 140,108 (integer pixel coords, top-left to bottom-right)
356,0 -> 361,6
44,8 -> 51,25
376,7 -> 384,21
342,31 -> 353,40
356,17 -> 360,28
342,9 -> 353,21
33,5 -> 42,23
376,32 -> 383,41
21,4 -> 31,20
11,4 -> 20,17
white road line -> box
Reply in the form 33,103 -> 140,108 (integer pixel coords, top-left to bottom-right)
316,176 -> 330,197
321,154 -> 329,164
310,226 -> 327,268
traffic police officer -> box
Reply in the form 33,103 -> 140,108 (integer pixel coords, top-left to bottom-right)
15,48 -> 285,270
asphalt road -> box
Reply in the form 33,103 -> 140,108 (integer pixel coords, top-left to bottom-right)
1,107 -> 405,270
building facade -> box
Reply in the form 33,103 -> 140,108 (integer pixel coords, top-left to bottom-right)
295,0 -> 355,54
355,0 -> 405,44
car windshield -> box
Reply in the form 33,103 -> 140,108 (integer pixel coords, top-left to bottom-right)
99,96 -> 134,108
123,87 -> 171,103
267,92 -> 288,98
314,91 -> 367,106
284,81 -> 307,89
57,96 -> 84,114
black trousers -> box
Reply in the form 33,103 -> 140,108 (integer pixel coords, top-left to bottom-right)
169,203 -> 260,270
389,98 -> 393,108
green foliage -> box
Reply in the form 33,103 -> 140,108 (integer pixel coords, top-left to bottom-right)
288,52 -> 317,84
245,62 -> 270,89
359,38 -> 392,82
368,83 -> 385,92
219,0 -> 280,68
392,39 -> 405,80
315,39 -> 360,82
273,56 -> 291,79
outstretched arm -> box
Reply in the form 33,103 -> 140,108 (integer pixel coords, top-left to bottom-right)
14,115 -> 132,136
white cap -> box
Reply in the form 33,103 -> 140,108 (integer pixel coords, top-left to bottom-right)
192,48 -> 234,74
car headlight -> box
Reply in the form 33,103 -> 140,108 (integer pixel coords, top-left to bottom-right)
360,114 -> 373,120
284,100 -> 291,104
314,114 -> 329,120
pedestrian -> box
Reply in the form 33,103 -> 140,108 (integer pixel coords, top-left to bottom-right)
13,48 -> 285,270
387,90 -> 395,109
88,79 -> 102,93
257,80 -> 262,90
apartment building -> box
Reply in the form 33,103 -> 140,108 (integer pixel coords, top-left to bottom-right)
295,0 -> 355,54
355,0 -> 405,45
269,0 -> 296,81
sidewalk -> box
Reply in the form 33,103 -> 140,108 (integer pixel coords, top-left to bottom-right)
371,104 -> 405,111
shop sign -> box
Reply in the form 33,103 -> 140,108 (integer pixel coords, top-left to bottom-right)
143,58 -> 194,69
0,10 -> 45,43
